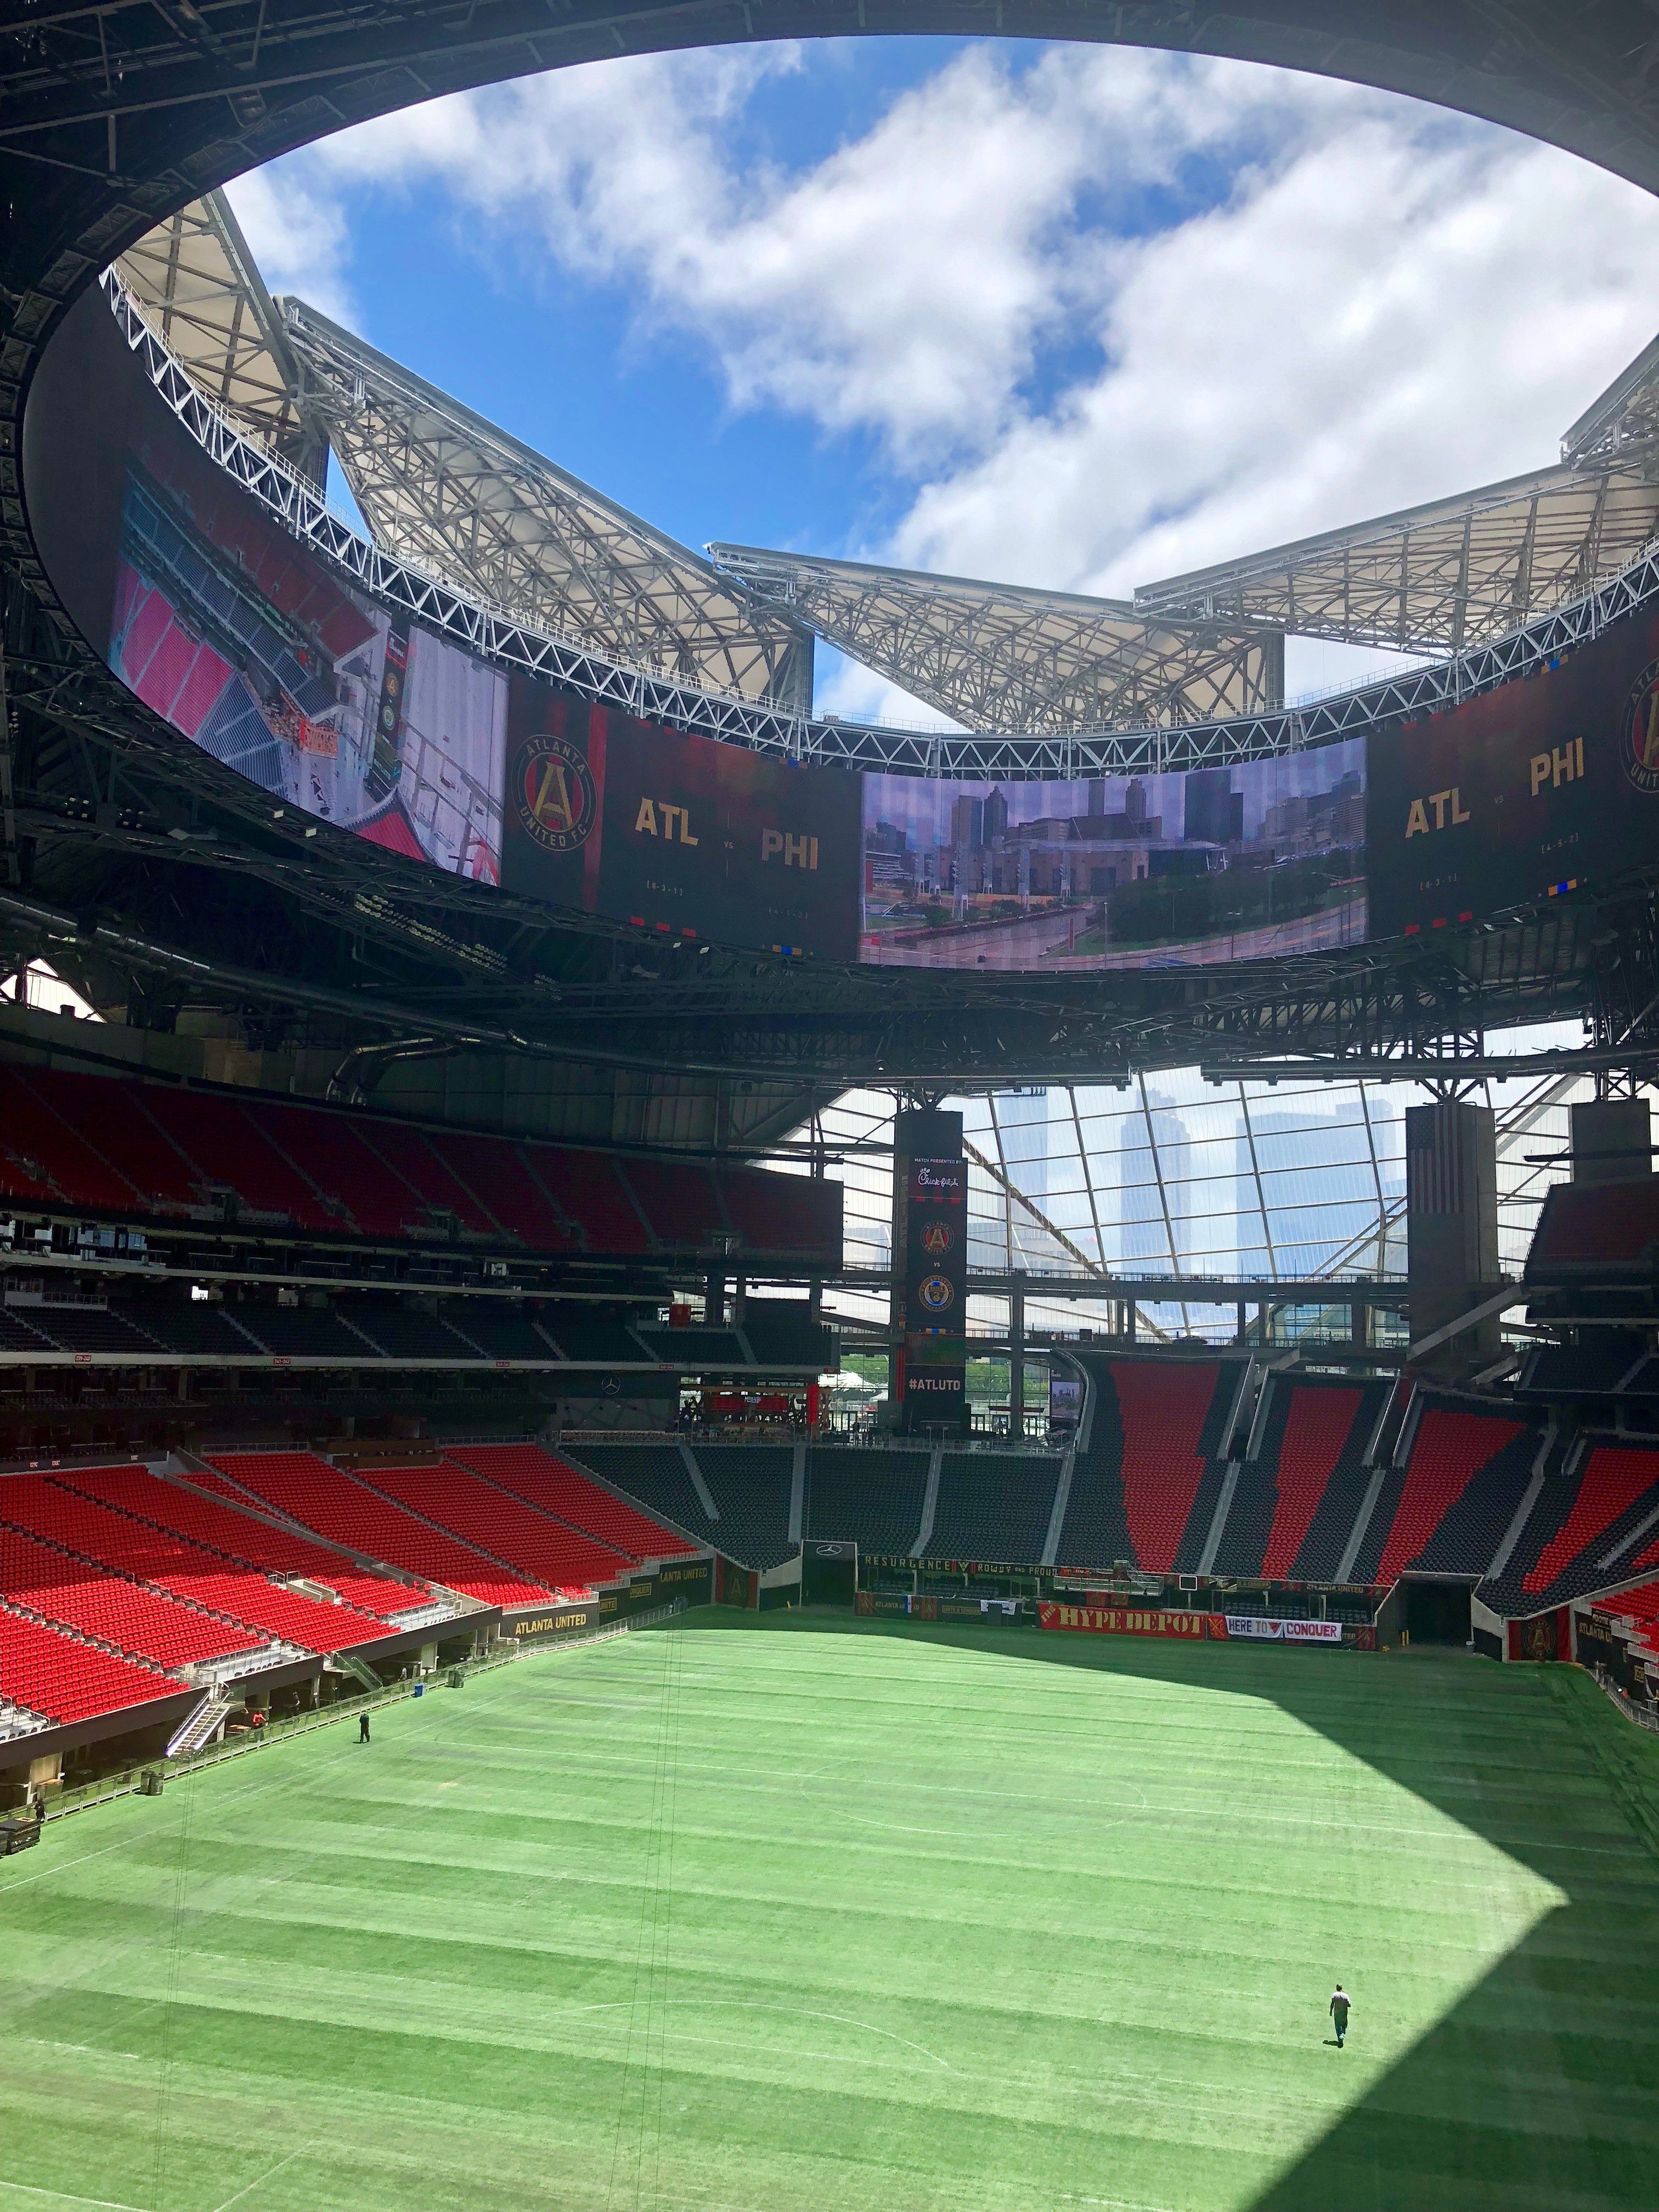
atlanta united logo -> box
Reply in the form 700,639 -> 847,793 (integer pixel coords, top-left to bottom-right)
1620,658 -> 1659,794
920,1221 -> 954,1257
512,734 -> 596,853
917,1274 -> 955,1313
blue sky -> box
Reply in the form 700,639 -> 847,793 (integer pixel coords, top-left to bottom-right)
228,38 -> 1659,720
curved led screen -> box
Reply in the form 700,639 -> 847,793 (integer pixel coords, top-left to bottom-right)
23,290 -> 1659,970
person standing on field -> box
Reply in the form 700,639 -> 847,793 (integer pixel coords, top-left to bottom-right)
1329,1985 -> 1350,2047
359,1710 -> 371,1743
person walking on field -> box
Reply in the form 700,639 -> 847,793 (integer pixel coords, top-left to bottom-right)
359,1710 -> 371,1744
1329,1985 -> 1351,2047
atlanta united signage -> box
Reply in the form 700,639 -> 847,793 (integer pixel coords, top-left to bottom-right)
895,1108 -> 968,1436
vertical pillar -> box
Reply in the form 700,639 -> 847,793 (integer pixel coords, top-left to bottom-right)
1126,1300 -> 1138,1344
893,1108 -> 968,1437
1008,1271 -> 1025,1442
1235,1299 -> 1246,1345
1406,1101 -> 1499,1372
705,1269 -> 725,1327
1570,1097 -> 1651,1184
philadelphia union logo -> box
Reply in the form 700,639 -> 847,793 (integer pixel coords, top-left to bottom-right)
513,734 -> 596,853
1620,658 -> 1659,794
921,1221 -> 954,1257
917,1274 -> 955,1313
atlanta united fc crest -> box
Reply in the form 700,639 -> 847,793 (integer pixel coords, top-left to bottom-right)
1620,657 -> 1659,795
513,733 -> 597,852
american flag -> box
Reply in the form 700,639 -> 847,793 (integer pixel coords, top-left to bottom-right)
1406,1105 -> 1464,1216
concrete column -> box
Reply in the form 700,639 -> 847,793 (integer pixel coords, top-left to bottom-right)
1406,1101 -> 1499,1371
704,1269 -> 725,1326
1570,1097 -> 1651,1183
1008,1272 -> 1025,1441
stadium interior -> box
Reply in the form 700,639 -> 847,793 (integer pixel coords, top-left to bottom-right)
4,8 -> 1659,2211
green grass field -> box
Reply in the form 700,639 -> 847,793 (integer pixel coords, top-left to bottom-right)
3,1612 -> 1658,2212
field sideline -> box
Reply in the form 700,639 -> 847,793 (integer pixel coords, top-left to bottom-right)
2,1611 -> 1656,2212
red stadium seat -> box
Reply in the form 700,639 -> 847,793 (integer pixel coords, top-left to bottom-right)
208,1453 -> 554,1608
447,1444 -> 698,1561
0,1609 -> 176,1726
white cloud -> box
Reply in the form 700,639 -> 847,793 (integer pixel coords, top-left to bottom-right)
895,111 -> 1659,595
223,166 -> 357,326
247,41 -> 1659,618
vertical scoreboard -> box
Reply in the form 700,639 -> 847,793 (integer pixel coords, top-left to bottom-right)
894,1109 -> 969,1437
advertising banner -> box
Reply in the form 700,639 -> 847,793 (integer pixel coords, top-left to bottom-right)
894,1109 -> 968,1436
1365,598 -> 1659,936
1037,1602 -> 1215,1639
29,295 -> 1659,980
1217,1615 -> 1343,1642
500,673 -> 861,957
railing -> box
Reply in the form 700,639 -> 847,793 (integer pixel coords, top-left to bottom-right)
1589,1663 -> 1659,1735
102,268 -> 1659,782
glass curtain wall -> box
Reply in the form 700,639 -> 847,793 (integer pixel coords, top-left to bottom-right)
781,1021 -> 1635,1348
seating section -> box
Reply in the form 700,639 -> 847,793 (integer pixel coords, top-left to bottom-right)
922,1454 -> 1062,1564
743,1303 -> 836,1370
0,1475 -> 389,1652
635,1328 -> 749,1367
1110,1361 -> 1225,1575
721,1173 -> 843,1269
355,1462 -> 631,1598
424,1131 -> 576,1252
0,1065 -> 842,1266
346,1307 -> 484,1361
1589,1577 -> 1659,1665
447,1445 -> 698,1560
1,1065 -> 196,1212
1355,1407 -> 1534,1584
0,1065 -> 136,1211
130,1305 -> 264,1357
208,1453 -> 554,1608
691,1447 -> 796,1567
529,1152 -> 650,1255
0,1606 -> 176,1725
228,1307 -> 379,1360
561,1444 -> 715,1542
134,1087 -> 335,1229
623,1160 -> 727,1249
1512,1443 -> 1659,1603
0,1526 -> 263,1668
543,1310 -> 653,1364
1526,1178 -> 1659,1280
53,1465 -> 410,1623
19,1307 -> 165,1356
452,1310 -> 561,1362
1056,1366 -> 1136,1571
1215,1380 -> 1378,1581
805,1447 -> 930,1556
1516,1339 -> 1645,1398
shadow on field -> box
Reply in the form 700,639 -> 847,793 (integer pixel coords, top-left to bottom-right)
674,1609 -> 1659,2211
